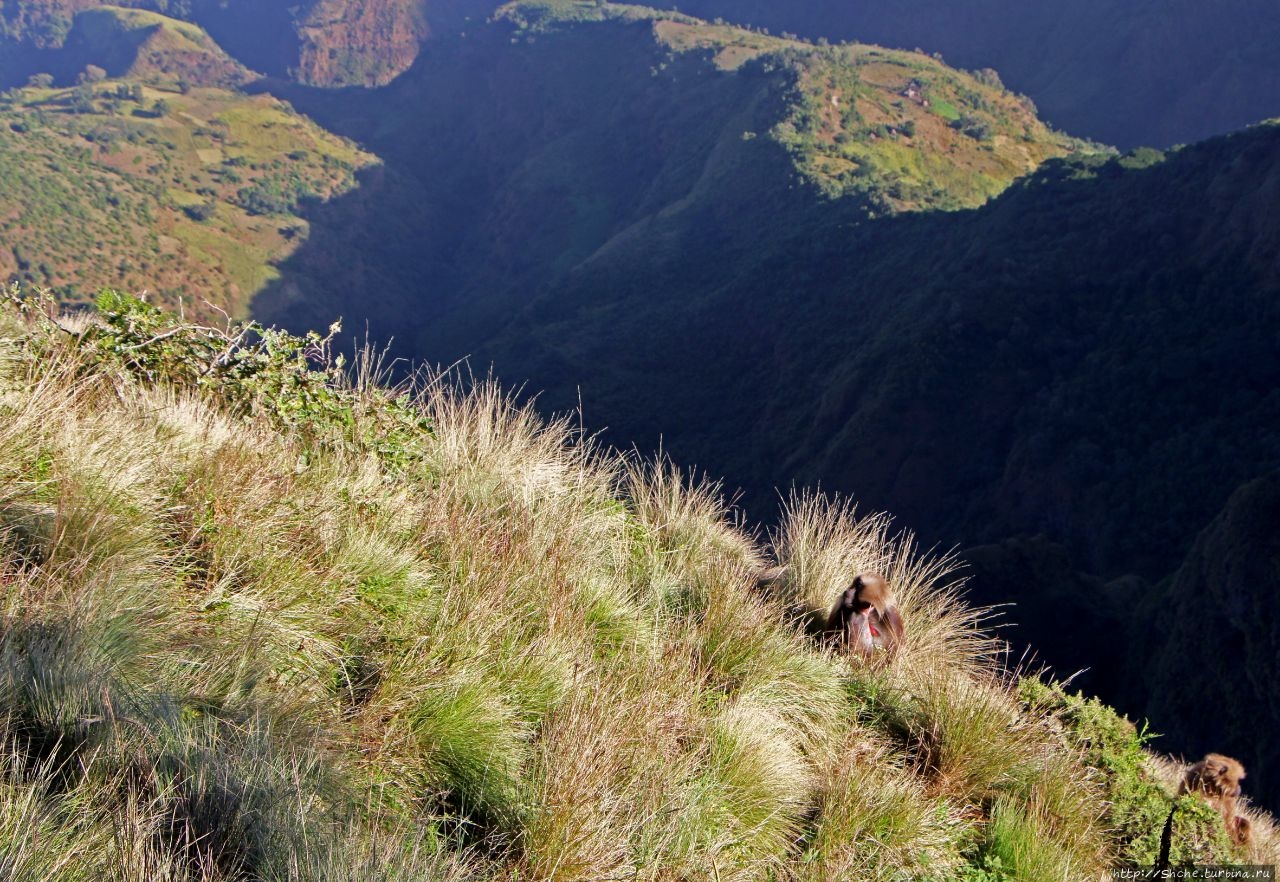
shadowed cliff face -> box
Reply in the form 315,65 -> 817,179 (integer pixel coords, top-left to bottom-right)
248,16 -> 848,352
1133,473 -> 1280,807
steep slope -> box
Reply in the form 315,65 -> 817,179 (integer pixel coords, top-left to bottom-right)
56,5 -> 252,87
1134,472 -> 1280,802
474,122 -> 1280,578
290,0 -> 429,86
636,0 -> 1280,150
0,290 -> 1274,879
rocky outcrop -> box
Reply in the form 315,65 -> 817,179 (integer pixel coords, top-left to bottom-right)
292,0 -> 430,86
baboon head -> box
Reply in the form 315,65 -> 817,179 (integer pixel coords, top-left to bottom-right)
1183,753 -> 1245,800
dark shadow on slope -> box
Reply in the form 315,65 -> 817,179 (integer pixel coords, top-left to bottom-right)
250,16 -> 828,365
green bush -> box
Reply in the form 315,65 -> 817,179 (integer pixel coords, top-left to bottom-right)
1019,679 -> 1235,867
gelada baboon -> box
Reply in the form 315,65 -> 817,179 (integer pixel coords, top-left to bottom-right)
1181,753 -> 1253,847
826,573 -> 904,657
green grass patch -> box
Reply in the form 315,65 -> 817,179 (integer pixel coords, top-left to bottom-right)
932,98 -> 961,121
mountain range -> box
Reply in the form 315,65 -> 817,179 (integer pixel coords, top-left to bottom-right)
6,0 -> 1279,146
2,0 -> 1279,810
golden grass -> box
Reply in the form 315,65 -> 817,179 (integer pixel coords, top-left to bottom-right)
0,297 -> 1257,880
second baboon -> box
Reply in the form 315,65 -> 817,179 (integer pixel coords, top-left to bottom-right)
1181,753 -> 1253,847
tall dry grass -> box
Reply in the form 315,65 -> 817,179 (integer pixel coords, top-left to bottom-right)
0,293 -> 1258,880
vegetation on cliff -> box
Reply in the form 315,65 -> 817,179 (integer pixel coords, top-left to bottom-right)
0,288 -> 1273,880
255,0 -> 1099,367
6,1 -> 1094,325
633,0 -> 1280,150
495,0 -> 1094,208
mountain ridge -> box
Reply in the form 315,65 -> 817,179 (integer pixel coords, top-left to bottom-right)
253,2 -> 1097,352
630,0 -> 1280,150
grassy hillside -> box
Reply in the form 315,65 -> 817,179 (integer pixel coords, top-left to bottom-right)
0,61 -> 374,316
634,0 -> 1280,150
0,287 -> 1274,880
61,5 -> 253,88
498,0 -> 1091,208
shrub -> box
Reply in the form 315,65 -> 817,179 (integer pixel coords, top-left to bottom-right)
1019,679 -> 1236,866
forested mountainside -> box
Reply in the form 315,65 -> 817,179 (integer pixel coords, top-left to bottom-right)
253,1 -> 1092,362
636,0 -> 1280,150
1,1 -> 1089,316
1,290 -> 1276,881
